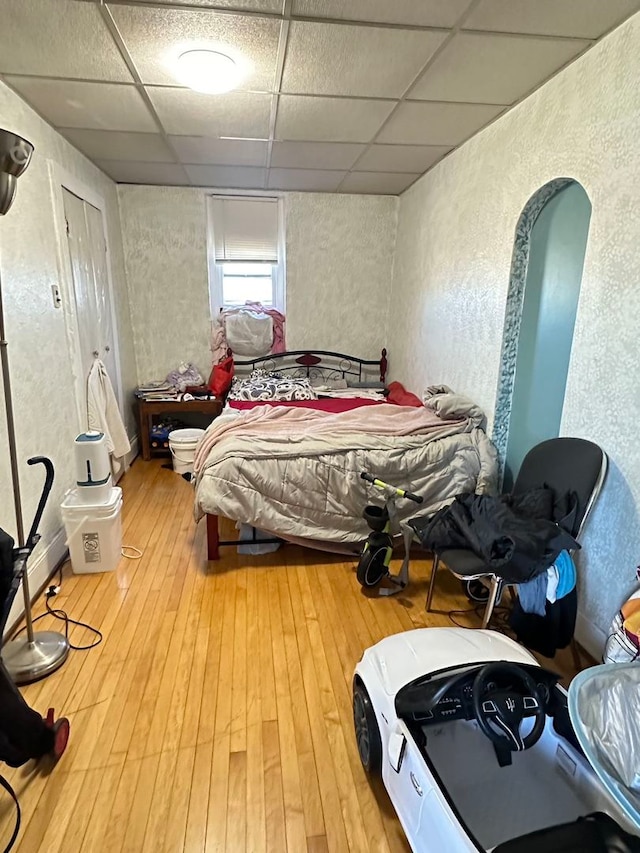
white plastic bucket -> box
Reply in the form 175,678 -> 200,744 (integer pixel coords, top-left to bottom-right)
61,486 -> 123,574
168,428 -> 205,475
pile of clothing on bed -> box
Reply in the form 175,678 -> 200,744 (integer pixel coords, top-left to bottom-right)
192,382 -> 498,551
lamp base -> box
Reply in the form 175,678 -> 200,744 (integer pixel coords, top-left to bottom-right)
2,632 -> 69,684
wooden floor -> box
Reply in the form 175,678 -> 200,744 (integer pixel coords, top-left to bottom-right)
1,459 -> 580,853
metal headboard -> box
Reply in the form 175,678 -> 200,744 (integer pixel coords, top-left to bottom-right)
231,348 -> 388,384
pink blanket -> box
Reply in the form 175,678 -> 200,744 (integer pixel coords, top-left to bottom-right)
194,403 -> 463,473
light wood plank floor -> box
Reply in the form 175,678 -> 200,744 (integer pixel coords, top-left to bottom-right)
1,459 -> 581,852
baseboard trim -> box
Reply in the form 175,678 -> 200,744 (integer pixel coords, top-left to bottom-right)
123,433 -> 139,474
575,609 -> 606,662
3,526 -> 69,641
126,433 -> 139,466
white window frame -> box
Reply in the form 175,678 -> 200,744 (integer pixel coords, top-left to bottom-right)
207,194 -> 286,314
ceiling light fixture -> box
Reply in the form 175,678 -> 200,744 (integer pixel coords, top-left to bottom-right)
176,49 -> 242,94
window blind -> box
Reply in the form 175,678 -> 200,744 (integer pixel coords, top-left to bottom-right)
211,197 -> 279,263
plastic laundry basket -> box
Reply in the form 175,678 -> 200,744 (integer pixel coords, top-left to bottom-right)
61,486 -> 123,574
168,428 -> 205,475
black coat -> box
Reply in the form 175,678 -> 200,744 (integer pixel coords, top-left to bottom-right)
410,488 -> 579,584
0,527 -> 15,618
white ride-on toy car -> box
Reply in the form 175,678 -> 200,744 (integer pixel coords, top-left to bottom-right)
353,627 -> 640,852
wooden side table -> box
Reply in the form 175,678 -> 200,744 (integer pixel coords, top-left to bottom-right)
137,397 -> 223,461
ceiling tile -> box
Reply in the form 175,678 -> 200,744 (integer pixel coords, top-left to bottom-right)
145,0 -> 283,10
377,101 -> 504,145
465,0 -> 640,39
268,169 -> 346,191
97,161 -> 191,185
340,171 -> 420,194
5,78 -> 158,132
410,32 -> 590,105
355,144 -> 451,172
282,21 -> 446,98
109,5 -> 281,91
185,164 -> 266,187
292,0 -> 471,27
170,136 -> 268,166
148,88 -> 272,137
276,95 -> 395,143
0,0 -> 132,81
61,129 -> 175,163
270,141 -> 365,170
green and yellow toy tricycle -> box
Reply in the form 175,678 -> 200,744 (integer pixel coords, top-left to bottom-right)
356,471 -> 423,596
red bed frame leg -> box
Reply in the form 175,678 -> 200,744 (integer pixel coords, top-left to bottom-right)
206,513 -> 220,560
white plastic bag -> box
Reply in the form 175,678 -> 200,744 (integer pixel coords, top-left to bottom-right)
236,523 -> 280,555
225,310 -> 273,356
574,664 -> 640,795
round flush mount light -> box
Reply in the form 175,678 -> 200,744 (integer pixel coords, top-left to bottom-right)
176,49 -> 241,94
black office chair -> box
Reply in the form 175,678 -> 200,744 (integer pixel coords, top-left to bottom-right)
425,437 -> 608,630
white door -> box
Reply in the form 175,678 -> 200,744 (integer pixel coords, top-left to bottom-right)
62,188 -> 121,417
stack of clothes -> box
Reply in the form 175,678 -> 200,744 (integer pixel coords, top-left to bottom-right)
411,486 -> 580,656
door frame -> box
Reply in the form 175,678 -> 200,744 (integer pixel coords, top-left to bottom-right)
492,177 -> 576,477
49,163 -> 125,431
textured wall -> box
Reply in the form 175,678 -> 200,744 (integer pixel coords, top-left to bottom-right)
118,186 -> 399,382
117,186 -> 212,383
389,13 -> 640,653
0,79 -> 136,622
284,192 -> 398,358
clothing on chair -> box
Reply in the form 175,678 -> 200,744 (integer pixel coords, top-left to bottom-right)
413,490 -> 578,584
517,550 -> 577,615
510,587 -> 578,657
517,572 -> 548,617
87,359 -> 130,477
551,549 -> 577,601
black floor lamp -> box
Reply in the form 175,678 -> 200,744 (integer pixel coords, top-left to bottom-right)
0,128 -> 69,683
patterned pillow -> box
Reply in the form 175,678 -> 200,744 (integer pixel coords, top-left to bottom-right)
228,370 -> 318,401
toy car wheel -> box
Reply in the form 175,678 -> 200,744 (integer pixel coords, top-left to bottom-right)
353,682 -> 382,774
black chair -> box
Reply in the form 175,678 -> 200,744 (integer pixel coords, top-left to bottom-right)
426,437 -> 607,630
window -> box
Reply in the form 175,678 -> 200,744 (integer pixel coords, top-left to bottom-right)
208,196 -> 285,312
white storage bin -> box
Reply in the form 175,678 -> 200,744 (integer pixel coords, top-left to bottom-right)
168,428 -> 205,475
61,487 -> 123,574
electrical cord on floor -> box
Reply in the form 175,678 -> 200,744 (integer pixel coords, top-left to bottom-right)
13,564 -> 102,651
0,774 -> 20,853
447,603 -> 513,631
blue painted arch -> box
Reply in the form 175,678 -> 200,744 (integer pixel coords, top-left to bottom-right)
493,178 -> 592,483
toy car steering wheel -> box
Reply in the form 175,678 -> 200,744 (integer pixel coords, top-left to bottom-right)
472,662 -> 546,752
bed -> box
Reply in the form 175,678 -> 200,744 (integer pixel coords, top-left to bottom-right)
193,349 -> 498,560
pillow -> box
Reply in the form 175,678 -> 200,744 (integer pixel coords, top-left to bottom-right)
228,370 -> 317,401
208,356 -> 234,396
386,381 -> 422,407
310,378 -> 348,390
346,380 -> 385,389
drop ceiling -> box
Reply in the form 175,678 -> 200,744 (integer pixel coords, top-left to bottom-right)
1,0 -> 638,194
